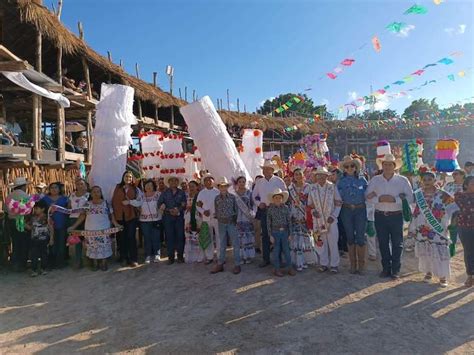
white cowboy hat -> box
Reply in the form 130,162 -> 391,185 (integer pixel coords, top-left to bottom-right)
216,176 -> 231,187
8,177 -> 31,188
165,175 -> 183,186
339,155 -> 361,171
268,188 -> 289,203
311,166 -> 331,176
376,153 -> 402,170
36,182 -> 47,189
260,160 -> 279,172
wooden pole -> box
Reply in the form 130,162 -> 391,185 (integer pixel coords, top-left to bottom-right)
119,59 -> 123,68
56,0 -> 63,19
78,22 -> 92,99
226,89 -> 230,110
184,87 -> 188,102
244,104 -> 247,113
135,63 -> 143,120
34,29 -> 43,161
237,98 -> 240,113
193,90 -> 196,102
86,111 -> 93,163
153,72 -> 159,124
57,105 -> 65,161
179,88 -> 182,99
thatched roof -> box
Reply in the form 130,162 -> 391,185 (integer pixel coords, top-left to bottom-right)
15,0 -> 184,108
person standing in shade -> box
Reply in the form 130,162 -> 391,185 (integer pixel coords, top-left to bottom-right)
309,167 -> 342,273
366,154 -> 413,279
68,178 -> 89,269
158,175 -> 187,264
196,173 -> 220,264
139,179 -> 162,264
454,176 -> 474,287
211,177 -> 241,274
252,160 -> 287,267
112,171 -> 142,267
337,156 -> 368,274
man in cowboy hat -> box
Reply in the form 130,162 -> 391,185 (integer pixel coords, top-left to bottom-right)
252,160 -> 287,267
366,154 -> 413,279
157,175 -> 187,264
6,177 -> 32,272
309,167 -> 343,273
197,173 -> 220,264
211,177 -> 241,274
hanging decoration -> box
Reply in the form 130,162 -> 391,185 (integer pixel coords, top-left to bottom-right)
239,129 -> 264,180
5,195 -> 41,232
435,139 -> 460,172
341,58 -> 355,66
401,139 -> 424,174
372,36 -> 381,52
386,22 -> 408,33
301,133 -> 330,168
274,96 -> 304,114
404,4 -> 428,15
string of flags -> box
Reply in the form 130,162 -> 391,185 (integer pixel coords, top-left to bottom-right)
274,95 -> 304,113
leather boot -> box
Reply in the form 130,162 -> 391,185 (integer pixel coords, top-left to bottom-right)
356,245 -> 366,274
348,244 -> 357,274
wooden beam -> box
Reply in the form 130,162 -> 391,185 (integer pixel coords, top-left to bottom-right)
36,31 -> 42,72
86,110 -> 93,163
57,105 -> 65,161
32,94 -> 41,160
0,60 -> 30,71
0,45 -> 23,61
77,22 -> 92,100
135,63 -> 142,119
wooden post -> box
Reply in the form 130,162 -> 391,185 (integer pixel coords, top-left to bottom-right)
106,51 -> 112,83
135,63 -> 142,120
184,87 -> 188,102
193,90 -> 196,102
237,98 -> 240,113
86,110 -> 93,163
178,88 -> 182,99
57,105 -> 65,161
32,95 -> 41,160
244,104 -> 247,113
226,89 -> 230,110
56,0 -> 63,19
119,59 -> 123,68
153,72 -> 159,124
78,22 -> 92,99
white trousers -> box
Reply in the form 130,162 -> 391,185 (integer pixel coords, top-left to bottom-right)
319,222 -> 340,267
204,218 -> 220,260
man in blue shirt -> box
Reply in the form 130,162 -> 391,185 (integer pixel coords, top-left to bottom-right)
158,175 -> 187,264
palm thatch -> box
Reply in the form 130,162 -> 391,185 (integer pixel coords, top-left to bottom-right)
15,0 -> 184,107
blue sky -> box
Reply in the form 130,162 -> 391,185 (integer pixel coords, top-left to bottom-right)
57,0 -> 473,118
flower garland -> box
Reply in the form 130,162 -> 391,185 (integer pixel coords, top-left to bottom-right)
5,195 -> 41,232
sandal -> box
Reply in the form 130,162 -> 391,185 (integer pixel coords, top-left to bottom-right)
439,278 -> 448,288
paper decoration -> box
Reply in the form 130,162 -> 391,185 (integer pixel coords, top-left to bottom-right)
184,148 -> 204,182
372,36 -> 381,52
435,139 -> 460,172
401,139 -> 424,174
301,133 -> 330,168
393,80 -> 405,85
423,63 -> 437,69
386,22 -> 407,33
433,0 -> 443,5
240,129 -> 264,180
89,84 -> 136,203
438,57 -> 454,65
180,96 -> 251,185
341,58 -> 355,66
447,74 -> 455,81
411,70 -> 425,76
376,140 -> 391,161
327,73 -> 337,79
334,67 -> 343,73
160,135 -> 186,178
140,132 -> 164,179
403,76 -> 414,82
404,4 -> 428,15
458,71 -> 466,77
274,96 -> 304,113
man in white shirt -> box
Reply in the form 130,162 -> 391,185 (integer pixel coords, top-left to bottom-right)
197,173 -> 220,264
366,154 -> 413,279
252,160 -> 287,267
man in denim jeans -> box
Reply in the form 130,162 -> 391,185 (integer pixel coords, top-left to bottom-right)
211,177 -> 241,275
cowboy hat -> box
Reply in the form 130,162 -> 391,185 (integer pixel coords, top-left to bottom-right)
376,154 -> 402,170
165,175 -> 182,186
8,177 -> 31,188
216,176 -> 231,187
339,155 -> 361,171
311,166 -> 331,176
36,182 -> 47,189
268,188 -> 289,203
260,160 -> 280,172
201,173 -> 215,182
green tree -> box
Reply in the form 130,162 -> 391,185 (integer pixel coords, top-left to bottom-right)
403,98 -> 439,119
257,93 -> 329,119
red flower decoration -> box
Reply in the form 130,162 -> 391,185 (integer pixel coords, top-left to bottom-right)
143,167 -> 148,171
144,153 -> 149,157
238,145 -> 244,153
155,165 -> 160,168
253,130 -> 260,137
193,146 -> 198,152
169,154 -> 174,159
255,147 -> 262,154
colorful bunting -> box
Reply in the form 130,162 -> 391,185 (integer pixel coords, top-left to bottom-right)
403,76 -> 414,82
438,57 -> 454,65
423,63 -> 437,69
334,67 -> 343,73
341,58 -> 355,66
384,85 -> 391,90
386,22 -> 408,33
447,74 -> 455,81
372,36 -> 381,52
433,0 -> 443,5
458,71 -> 466,77
404,4 -> 428,15
393,80 -> 405,85
411,69 -> 425,76
327,72 -> 337,79
274,96 -> 304,114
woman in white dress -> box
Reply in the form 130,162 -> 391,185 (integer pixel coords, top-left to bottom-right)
68,186 -> 121,271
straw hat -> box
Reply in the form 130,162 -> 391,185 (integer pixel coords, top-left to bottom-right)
377,154 -> 402,170
260,160 -> 279,172
8,177 -> 31,188
339,155 -> 361,171
165,175 -> 182,186
268,188 -> 289,203
36,182 -> 47,189
216,177 -> 231,187
312,166 -> 331,176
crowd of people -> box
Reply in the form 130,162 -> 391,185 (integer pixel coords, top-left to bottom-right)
1,155 -> 473,288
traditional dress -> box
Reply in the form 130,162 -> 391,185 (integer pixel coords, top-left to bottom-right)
409,189 -> 458,278
308,182 -> 342,268
288,183 -> 317,270
84,201 -> 113,260
235,189 -> 256,262
444,182 -> 463,197
184,193 -> 204,263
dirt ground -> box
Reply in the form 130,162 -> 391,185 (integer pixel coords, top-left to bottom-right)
0,245 -> 473,355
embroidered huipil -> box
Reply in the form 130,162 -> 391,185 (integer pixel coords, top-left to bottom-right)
69,192 -> 90,218
455,192 -> 474,229
140,191 -> 161,222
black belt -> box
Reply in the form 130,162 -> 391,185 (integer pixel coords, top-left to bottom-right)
375,210 -> 402,216
343,203 -> 366,210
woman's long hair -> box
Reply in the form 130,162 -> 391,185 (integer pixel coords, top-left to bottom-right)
88,186 -> 104,201
117,171 -> 135,188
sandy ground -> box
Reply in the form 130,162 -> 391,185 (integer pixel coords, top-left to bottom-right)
0,245 -> 473,355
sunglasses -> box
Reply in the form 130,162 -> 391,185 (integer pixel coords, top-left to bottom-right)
344,164 -> 356,169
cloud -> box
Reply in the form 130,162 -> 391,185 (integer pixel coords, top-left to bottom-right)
259,97 -> 275,106
229,103 -> 235,109
445,24 -> 466,35
320,98 -> 330,106
348,91 -> 358,101
397,24 -> 415,37
374,95 -> 390,111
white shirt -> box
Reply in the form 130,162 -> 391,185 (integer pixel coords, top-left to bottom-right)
69,192 -> 90,218
366,174 -> 413,212
197,188 -> 220,222
140,191 -> 161,222
252,175 -> 287,206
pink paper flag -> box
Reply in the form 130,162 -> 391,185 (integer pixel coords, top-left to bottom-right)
341,58 -> 355,66
411,69 -> 425,76
377,89 -> 386,95
326,73 -> 337,79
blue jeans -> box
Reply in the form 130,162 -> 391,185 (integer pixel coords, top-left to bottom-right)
163,215 -> 185,260
272,230 -> 291,270
340,207 -> 367,246
140,221 -> 161,257
218,222 -> 240,265
50,228 -> 67,268
375,212 -> 403,274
